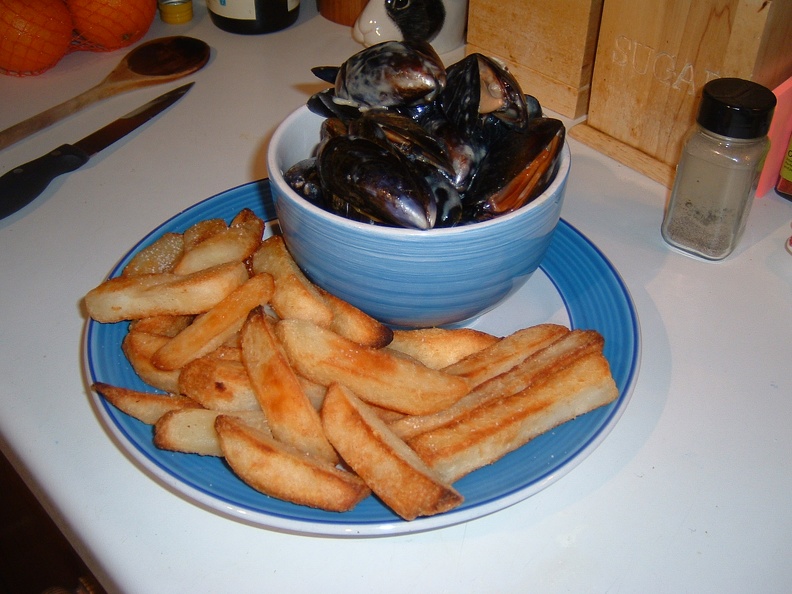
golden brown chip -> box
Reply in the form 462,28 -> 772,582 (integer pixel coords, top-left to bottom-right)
321,383 -> 463,521
154,409 -> 270,456
241,311 -> 338,464
151,273 -> 274,371
215,415 -> 370,512
182,218 -> 227,251
319,288 -> 393,348
388,327 -> 499,370
407,349 -> 619,483
128,315 -> 193,337
122,331 -> 181,393
443,323 -> 569,387
92,382 -> 201,424
390,329 -> 604,440
173,209 -> 265,275
84,261 -> 250,323
122,233 -> 185,277
275,319 -> 470,415
251,236 -> 334,326
178,356 -> 260,411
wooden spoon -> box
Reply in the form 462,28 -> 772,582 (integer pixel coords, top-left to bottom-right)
0,36 -> 210,151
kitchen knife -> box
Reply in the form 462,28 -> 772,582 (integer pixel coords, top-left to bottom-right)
0,82 -> 194,220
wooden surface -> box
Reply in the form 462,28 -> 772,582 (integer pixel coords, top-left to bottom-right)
578,0 -> 792,183
317,0 -> 369,26
568,122 -> 676,189
466,0 -> 603,118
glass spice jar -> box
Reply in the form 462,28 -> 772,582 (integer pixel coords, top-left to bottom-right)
661,78 -> 777,260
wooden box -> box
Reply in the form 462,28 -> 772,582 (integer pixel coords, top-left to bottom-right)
569,0 -> 792,188
466,0 -> 604,119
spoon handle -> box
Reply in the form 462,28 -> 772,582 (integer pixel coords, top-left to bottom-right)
0,85 -> 115,152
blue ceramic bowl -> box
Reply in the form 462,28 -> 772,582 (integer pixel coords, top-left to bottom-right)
267,105 -> 570,328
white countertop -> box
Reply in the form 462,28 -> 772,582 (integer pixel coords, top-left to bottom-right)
1,4 -> 791,593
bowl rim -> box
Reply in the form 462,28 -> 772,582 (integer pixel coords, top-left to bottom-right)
267,105 -> 571,238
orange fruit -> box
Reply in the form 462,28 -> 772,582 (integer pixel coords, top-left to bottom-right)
0,0 -> 74,75
66,0 -> 156,51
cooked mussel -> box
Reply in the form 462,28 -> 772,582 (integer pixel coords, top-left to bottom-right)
317,135 -> 438,230
292,43 -> 566,229
440,53 -> 539,139
320,40 -> 447,112
464,117 -> 566,219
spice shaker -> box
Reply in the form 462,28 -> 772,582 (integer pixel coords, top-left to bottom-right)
661,78 -> 776,260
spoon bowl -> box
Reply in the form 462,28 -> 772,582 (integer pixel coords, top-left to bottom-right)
0,36 -> 210,151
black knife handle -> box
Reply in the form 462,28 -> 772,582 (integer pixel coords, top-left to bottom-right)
0,144 -> 90,220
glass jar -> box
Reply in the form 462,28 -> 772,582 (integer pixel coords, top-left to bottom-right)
207,0 -> 300,34
661,78 -> 776,260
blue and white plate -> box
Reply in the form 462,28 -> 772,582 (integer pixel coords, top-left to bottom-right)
84,179 -> 641,537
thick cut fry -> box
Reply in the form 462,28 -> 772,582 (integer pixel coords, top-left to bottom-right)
216,415 -> 370,512
182,218 -> 227,251
407,350 -> 620,483
151,273 -> 274,371
154,409 -> 270,456
321,384 -> 463,521
319,288 -> 394,348
129,315 -> 193,337
241,311 -> 338,464
443,324 -> 569,387
92,382 -> 201,424
178,356 -> 260,411
122,232 -> 184,276
388,327 -> 499,370
205,345 -> 242,361
390,329 -> 604,439
84,261 -> 250,323
173,209 -> 265,275
297,376 -> 327,410
122,331 -> 181,393
251,236 -> 334,326
275,319 -> 469,415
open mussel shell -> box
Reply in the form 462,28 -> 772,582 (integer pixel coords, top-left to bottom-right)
465,117 -> 566,219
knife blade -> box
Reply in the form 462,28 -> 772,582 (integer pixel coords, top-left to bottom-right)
0,82 -> 194,220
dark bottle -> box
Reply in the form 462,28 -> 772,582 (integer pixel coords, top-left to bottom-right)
207,0 -> 300,34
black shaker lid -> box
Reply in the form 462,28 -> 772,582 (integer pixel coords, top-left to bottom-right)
697,78 -> 776,139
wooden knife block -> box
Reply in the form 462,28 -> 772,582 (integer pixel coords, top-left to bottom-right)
466,0 -> 605,119
569,0 -> 792,189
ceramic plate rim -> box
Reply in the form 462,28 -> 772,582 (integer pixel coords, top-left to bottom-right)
83,179 -> 641,537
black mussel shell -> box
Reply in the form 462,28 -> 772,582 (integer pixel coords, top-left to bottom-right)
348,111 -> 456,181
307,88 -> 361,120
465,117 -> 565,217
441,53 -> 533,139
284,158 -> 325,207
317,135 -> 437,230
334,40 -> 447,110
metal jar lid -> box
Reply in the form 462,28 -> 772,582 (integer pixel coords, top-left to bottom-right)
697,78 -> 776,139
159,0 -> 193,25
